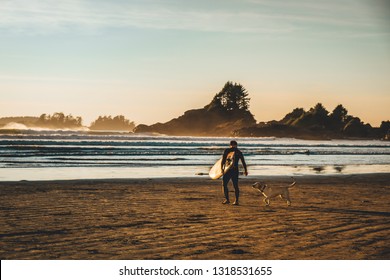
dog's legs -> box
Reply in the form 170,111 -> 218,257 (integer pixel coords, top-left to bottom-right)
281,193 -> 291,206
286,193 -> 291,206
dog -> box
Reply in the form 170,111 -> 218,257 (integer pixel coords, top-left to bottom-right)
252,178 -> 296,206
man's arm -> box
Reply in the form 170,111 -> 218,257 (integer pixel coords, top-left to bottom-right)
239,152 -> 248,176
221,149 -> 228,172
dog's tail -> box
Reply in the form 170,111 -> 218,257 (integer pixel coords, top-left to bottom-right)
289,177 -> 296,188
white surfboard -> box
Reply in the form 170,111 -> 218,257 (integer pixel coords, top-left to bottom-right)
209,151 -> 235,179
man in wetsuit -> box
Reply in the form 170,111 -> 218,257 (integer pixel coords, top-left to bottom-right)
221,140 -> 248,205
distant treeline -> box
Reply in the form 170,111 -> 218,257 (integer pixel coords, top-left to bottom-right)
90,115 -> 135,131
235,103 -> 390,140
0,113 -> 136,131
37,113 -> 82,128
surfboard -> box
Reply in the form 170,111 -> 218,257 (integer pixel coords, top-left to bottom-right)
209,151 -> 235,179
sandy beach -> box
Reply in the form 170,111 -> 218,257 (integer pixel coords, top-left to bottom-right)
0,174 -> 389,260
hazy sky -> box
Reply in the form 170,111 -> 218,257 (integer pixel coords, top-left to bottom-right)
1,0 -> 389,126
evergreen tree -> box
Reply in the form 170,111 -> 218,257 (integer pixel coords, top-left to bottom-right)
210,81 -> 250,111
331,104 -> 348,122
329,104 -> 348,130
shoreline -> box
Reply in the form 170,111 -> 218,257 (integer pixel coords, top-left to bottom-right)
1,164 -> 389,182
0,172 -> 388,183
1,173 -> 389,260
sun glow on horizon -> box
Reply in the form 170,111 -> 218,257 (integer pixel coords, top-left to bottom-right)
0,0 -> 389,127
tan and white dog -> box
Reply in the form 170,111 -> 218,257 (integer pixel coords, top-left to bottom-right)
252,179 -> 296,206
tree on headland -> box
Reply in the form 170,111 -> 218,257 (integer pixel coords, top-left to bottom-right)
330,104 -> 348,123
329,104 -> 349,130
90,115 -> 135,131
208,81 -> 251,111
134,81 -> 256,136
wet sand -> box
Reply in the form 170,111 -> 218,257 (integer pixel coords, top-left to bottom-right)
0,174 -> 389,259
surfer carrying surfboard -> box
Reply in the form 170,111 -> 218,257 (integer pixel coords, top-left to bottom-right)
221,140 -> 248,205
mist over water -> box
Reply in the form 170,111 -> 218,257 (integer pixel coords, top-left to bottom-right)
0,122 -> 30,130
0,122 -> 90,132
0,129 -> 389,181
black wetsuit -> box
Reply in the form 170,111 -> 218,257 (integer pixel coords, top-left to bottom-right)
221,147 -> 247,203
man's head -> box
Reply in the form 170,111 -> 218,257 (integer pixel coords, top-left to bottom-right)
230,140 -> 238,148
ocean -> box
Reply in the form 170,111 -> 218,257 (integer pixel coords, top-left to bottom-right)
0,129 -> 389,181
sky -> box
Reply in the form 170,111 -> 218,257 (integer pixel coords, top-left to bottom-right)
0,0 -> 389,127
